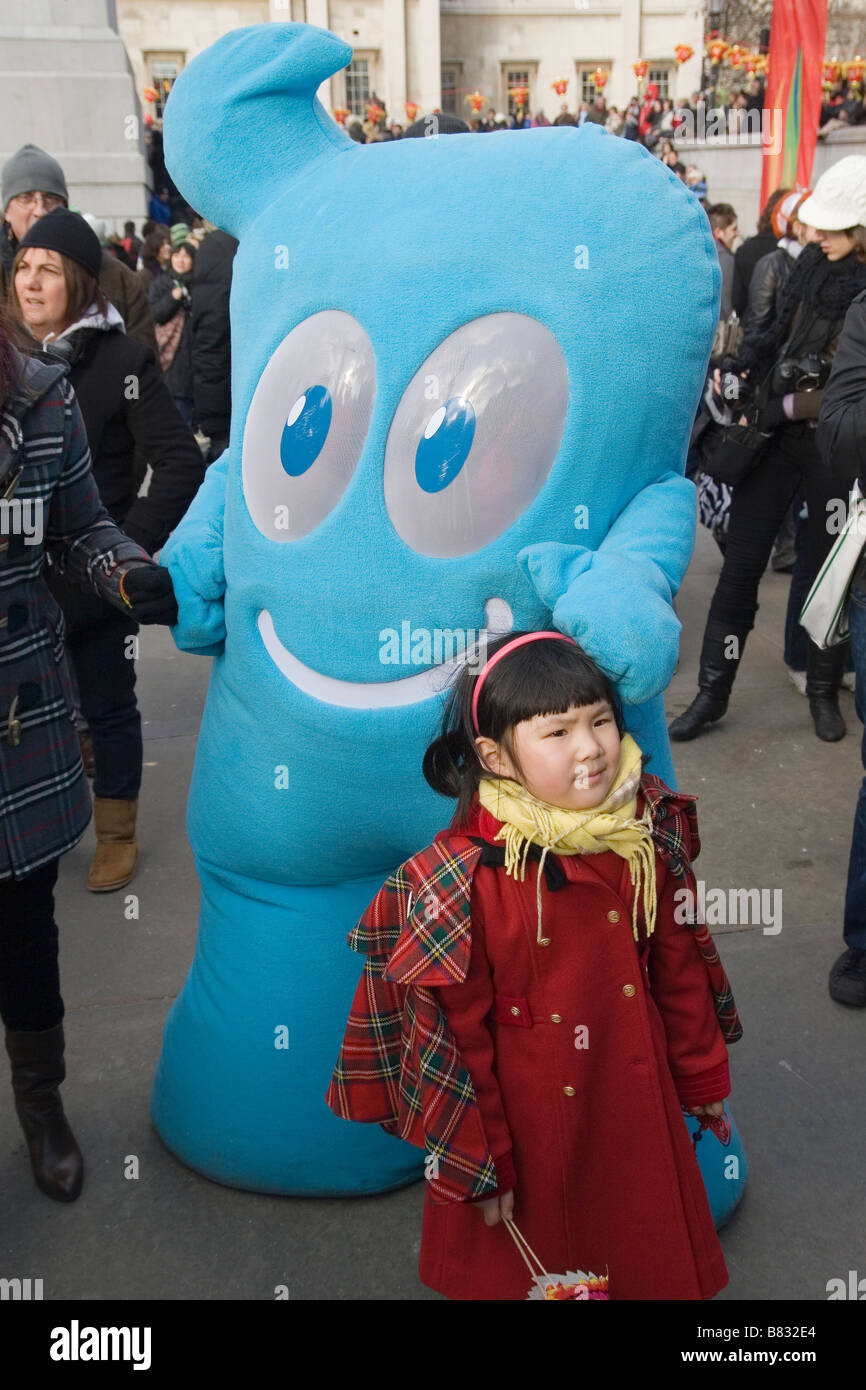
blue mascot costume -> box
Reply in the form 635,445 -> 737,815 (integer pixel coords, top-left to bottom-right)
151,22 -> 747,1223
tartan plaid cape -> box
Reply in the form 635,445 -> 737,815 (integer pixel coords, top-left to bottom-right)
325,774 -> 742,1203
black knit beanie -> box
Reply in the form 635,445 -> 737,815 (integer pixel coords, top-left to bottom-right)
17,207 -> 102,279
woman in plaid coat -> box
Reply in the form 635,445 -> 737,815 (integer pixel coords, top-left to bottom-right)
328,633 -> 740,1299
0,305 -> 179,1202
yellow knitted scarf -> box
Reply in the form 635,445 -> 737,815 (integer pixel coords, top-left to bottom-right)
477,733 -> 656,944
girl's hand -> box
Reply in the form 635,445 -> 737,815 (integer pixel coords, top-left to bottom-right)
685,1100 -> 726,1119
172,286 -> 184,300
476,1188 -> 515,1226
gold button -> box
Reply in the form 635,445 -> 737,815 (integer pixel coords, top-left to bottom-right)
510,1005 -> 521,1016
563,1086 -> 576,1096
607,909 -> 620,923
622,983 -> 636,997
550,1013 -> 563,1023
538,938 -> 551,947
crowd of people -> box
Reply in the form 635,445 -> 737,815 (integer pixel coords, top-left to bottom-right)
0,127 -> 865,1277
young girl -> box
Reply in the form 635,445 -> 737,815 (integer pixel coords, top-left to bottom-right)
326,631 -> 741,1300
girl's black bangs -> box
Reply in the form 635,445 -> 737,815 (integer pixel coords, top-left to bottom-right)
479,642 -> 618,736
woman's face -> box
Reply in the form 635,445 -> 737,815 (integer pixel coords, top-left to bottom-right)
156,239 -> 172,264
171,246 -> 193,274
813,228 -> 856,261
14,247 -> 70,338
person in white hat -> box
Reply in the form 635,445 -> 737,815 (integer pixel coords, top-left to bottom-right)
672,156 -> 866,745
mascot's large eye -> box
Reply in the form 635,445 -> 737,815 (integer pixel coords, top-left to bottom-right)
384,313 -> 568,557
242,311 -> 375,540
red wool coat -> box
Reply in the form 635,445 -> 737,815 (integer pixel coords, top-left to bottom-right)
328,780 -> 738,1301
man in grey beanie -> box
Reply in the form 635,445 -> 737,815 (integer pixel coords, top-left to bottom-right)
1,144 -> 156,353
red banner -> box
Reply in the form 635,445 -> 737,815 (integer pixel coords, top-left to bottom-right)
761,0 -> 828,204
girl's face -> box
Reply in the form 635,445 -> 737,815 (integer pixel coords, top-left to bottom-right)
157,239 -> 172,264
477,701 -> 622,812
171,246 -> 193,274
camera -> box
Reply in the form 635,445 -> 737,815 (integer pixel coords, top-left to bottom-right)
771,355 -> 832,395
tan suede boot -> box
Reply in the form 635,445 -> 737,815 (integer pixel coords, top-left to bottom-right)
87,797 -> 139,892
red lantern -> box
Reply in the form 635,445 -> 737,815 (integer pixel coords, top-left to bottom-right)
674,44 -> 694,65
592,66 -> 609,90
143,85 -> 159,104
707,39 -> 728,64
822,59 -> 842,86
728,44 -> 744,68
465,90 -> 486,113
743,53 -> 758,74
332,107 -> 349,125
404,101 -> 418,122
632,59 -> 648,82
552,77 -> 569,96
846,57 -> 864,84
365,102 -> 385,124
510,84 -> 530,107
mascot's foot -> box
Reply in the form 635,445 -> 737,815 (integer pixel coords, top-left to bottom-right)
150,867 -> 424,1195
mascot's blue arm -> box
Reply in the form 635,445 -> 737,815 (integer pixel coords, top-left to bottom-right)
518,471 -> 697,706
160,448 -> 229,656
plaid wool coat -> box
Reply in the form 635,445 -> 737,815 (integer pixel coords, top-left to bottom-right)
326,774 -> 741,1206
0,350 -> 151,879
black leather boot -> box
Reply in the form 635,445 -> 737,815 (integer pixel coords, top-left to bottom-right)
806,641 -> 847,742
5,1023 -> 84,1202
669,619 -> 746,742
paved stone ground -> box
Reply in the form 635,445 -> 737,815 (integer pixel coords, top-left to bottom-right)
1,524 -> 862,1301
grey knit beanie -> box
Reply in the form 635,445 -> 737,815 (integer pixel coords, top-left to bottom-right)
2,144 -> 69,212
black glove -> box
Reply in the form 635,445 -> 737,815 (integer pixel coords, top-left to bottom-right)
119,565 -> 178,625
756,396 -> 787,431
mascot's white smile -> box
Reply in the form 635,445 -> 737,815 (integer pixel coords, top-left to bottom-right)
257,597 -> 513,707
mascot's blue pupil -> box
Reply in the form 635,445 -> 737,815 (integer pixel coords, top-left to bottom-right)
280,385 -> 332,476
415,396 -> 476,493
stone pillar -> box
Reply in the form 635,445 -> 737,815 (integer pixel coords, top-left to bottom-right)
616,0 -> 642,110
416,0 -> 441,114
383,0 -> 408,124
0,0 -> 148,232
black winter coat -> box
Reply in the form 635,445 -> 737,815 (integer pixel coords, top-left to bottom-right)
148,270 -> 194,402
32,311 -> 205,632
817,290 -> 866,588
190,230 -> 237,452
732,232 -> 777,318
0,351 -> 154,878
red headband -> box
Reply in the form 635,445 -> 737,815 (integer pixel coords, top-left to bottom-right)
471,631 -> 578,734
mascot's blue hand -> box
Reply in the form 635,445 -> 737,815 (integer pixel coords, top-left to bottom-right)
518,541 -> 682,706
160,450 -> 228,656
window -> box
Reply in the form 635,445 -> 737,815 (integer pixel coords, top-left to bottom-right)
506,68 -> 531,117
148,55 -> 183,118
345,59 -> 371,116
579,65 -> 612,104
441,67 -> 459,116
648,67 -> 671,99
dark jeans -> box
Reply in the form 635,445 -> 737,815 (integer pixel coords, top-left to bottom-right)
67,610 -> 142,800
707,425 -> 851,647
844,580 -> 866,950
783,489 -> 811,671
0,859 -> 63,1031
